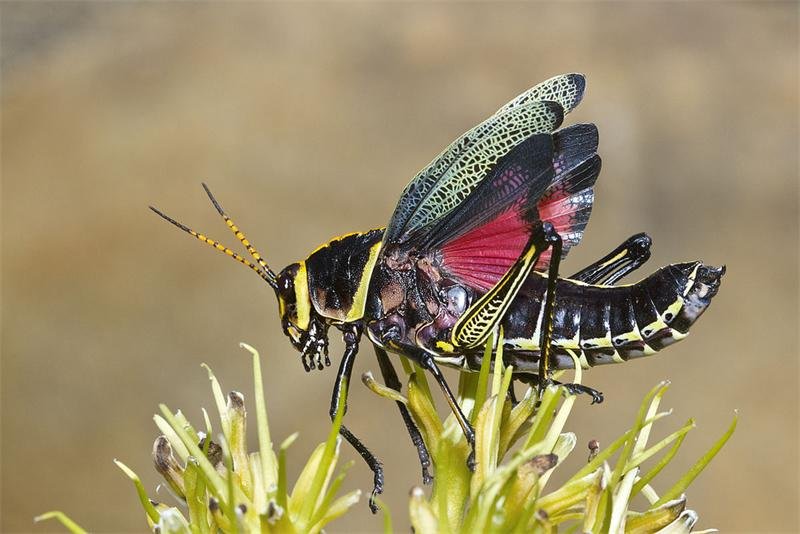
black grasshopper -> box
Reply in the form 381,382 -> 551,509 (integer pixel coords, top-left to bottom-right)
152,74 -> 724,511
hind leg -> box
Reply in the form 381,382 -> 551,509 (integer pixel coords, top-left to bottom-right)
516,372 -> 604,404
570,233 -> 652,285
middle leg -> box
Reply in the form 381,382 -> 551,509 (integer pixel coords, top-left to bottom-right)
374,346 -> 433,484
386,341 -> 477,468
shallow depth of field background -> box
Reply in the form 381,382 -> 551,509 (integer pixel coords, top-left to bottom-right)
2,3 -> 797,532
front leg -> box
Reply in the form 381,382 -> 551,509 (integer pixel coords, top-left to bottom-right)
329,323 -> 384,513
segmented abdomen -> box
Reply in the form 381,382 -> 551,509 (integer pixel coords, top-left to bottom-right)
501,261 -> 723,371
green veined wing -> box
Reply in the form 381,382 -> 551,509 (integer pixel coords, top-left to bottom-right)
384,73 -> 586,247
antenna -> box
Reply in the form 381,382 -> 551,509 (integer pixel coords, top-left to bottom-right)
150,189 -> 279,289
201,183 -> 279,284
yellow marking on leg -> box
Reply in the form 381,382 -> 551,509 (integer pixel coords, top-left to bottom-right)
452,238 -> 542,349
597,249 -> 628,271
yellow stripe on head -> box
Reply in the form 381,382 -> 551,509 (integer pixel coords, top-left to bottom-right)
293,262 -> 311,330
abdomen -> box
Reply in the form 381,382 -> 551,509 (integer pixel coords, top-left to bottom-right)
500,262 -> 724,371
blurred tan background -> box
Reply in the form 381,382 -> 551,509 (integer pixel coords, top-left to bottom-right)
2,2 -> 797,532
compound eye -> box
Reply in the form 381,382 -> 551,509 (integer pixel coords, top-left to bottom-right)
280,279 -> 294,301
277,263 -> 300,303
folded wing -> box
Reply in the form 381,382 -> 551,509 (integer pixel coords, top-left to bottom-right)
384,73 -> 587,246
429,125 -> 600,291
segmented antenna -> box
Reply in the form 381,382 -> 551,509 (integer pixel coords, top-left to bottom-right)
201,183 -> 279,284
150,192 -> 279,289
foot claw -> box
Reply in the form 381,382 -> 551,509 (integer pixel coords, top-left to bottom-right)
466,450 -> 476,472
368,495 -> 379,514
421,467 -> 433,485
562,383 -> 604,404
368,484 -> 383,514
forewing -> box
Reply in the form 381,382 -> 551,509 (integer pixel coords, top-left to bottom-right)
431,125 -> 600,291
496,72 -> 586,115
384,73 -> 586,246
417,134 -> 554,251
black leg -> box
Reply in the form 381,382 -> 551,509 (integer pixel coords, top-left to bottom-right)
374,347 -> 433,485
329,323 -> 383,513
516,373 -> 604,404
537,223 -> 563,394
416,352 -> 476,470
561,382 -> 604,404
535,224 -> 604,406
569,233 -> 652,285
507,379 -> 519,406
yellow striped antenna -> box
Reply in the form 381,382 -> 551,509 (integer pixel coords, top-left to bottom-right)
150,201 -> 279,289
201,183 -> 279,285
